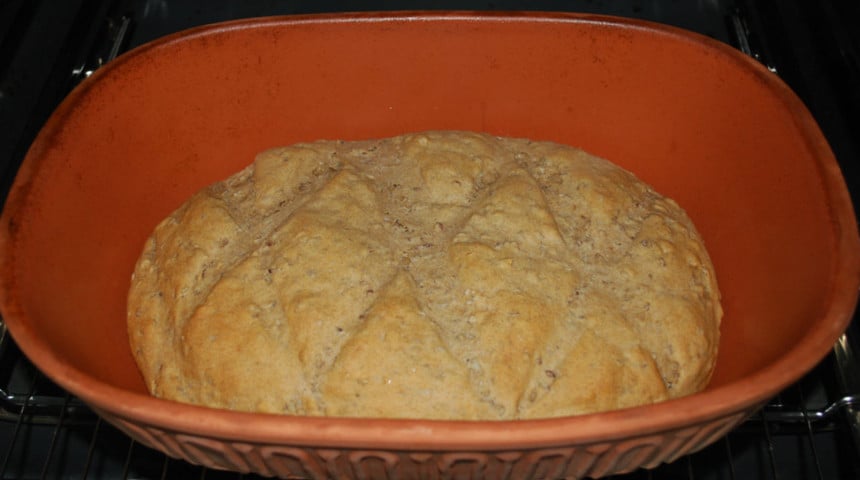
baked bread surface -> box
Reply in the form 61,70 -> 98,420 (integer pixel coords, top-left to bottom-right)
127,131 -> 721,420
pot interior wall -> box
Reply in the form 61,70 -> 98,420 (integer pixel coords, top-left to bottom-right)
8,17 -> 835,393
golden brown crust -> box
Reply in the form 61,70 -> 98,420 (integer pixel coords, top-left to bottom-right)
127,131 -> 721,420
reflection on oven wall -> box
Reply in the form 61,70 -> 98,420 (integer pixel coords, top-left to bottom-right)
0,0 -> 858,478
142,0 -> 168,19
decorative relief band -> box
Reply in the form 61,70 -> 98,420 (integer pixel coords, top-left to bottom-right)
97,408 -> 755,479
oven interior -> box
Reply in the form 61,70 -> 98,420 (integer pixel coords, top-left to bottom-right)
1,0 -> 858,478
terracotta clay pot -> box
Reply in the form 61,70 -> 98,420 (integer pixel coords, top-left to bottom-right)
1,12 -> 858,479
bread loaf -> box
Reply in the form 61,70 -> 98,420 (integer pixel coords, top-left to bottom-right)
127,131 -> 721,420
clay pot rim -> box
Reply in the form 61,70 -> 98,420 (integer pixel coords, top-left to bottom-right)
1,11 -> 858,451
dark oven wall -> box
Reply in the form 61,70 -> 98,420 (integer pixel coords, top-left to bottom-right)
1,1 -> 858,479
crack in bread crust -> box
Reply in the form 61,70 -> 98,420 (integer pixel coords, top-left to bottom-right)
127,131 -> 722,420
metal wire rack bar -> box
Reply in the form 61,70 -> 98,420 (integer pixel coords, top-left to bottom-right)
4,391 -> 859,433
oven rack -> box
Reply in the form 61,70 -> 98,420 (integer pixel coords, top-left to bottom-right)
1,322 -> 859,480
2,1 -> 859,478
